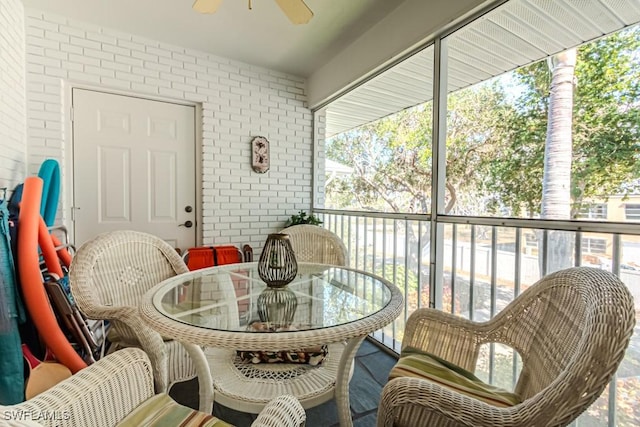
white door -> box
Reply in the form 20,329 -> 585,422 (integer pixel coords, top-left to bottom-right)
72,89 -> 197,250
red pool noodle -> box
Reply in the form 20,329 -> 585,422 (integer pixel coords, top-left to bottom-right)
38,217 -> 64,278
50,234 -> 72,268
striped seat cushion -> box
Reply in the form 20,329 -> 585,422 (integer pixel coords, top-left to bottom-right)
389,347 -> 521,407
117,393 -> 233,426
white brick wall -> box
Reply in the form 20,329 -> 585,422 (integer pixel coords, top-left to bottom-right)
0,0 -> 27,192
24,10 -> 314,251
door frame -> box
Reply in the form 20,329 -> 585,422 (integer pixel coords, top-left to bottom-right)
63,83 -> 203,247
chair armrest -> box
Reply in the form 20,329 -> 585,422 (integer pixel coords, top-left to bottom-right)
96,305 -> 170,392
377,377 -> 528,427
2,348 -> 155,427
402,308 -> 485,371
252,395 -> 306,427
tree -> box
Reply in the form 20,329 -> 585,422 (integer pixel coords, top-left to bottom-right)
486,28 -> 640,217
542,48 -> 576,221
542,48 -> 577,272
325,106 -> 433,272
326,82 -> 514,216
325,84 -> 514,271
325,26 -> 640,277
326,105 -> 433,214
329,28 -> 640,220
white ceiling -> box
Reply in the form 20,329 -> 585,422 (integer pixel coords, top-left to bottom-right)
21,0 -> 640,138
21,0 -> 407,77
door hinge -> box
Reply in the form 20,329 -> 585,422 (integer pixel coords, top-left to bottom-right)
70,107 -> 74,122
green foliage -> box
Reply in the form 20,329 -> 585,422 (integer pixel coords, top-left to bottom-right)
284,210 -> 322,227
326,105 -> 433,213
486,28 -> 640,216
327,27 -> 640,219
445,82 -> 516,215
373,263 -> 428,318
327,80 -> 518,216
323,28 -> 640,424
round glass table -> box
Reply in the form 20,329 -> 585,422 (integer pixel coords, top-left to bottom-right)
139,262 -> 403,427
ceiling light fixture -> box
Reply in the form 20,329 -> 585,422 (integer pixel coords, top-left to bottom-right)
192,0 -> 314,25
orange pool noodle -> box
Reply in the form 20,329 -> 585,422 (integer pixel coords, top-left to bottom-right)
18,176 -> 86,373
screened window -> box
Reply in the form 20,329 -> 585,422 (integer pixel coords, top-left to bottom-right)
317,46 -> 434,214
443,23 -> 640,221
315,2 -> 640,425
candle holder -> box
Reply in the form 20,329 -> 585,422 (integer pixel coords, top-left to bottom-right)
257,233 -> 298,288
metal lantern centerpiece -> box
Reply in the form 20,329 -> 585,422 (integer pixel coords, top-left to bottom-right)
257,233 -> 298,288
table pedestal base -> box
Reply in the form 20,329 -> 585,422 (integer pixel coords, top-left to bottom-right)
186,336 -> 366,427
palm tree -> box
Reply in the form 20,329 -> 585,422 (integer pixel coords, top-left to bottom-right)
541,48 -> 577,272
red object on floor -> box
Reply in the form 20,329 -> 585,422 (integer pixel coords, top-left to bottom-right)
185,245 -> 243,270
185,247 -> 215,270
215,245 -> 243,266
183,244 -> 251,316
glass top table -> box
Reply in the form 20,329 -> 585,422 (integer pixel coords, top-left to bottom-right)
152,262 -> 398,334
139,262 -> 403,427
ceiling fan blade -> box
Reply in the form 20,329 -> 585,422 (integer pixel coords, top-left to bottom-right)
192,0 -> 224,14
273,0 -> 314,24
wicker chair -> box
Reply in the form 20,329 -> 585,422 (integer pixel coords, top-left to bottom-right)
281,224 -> 348,266
69,230 -> 196,393
1,347 -> 306,427
377,267 -> 635,427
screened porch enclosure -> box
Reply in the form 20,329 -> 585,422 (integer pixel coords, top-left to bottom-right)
312,0 -> 640,425
314,211 -> 640,426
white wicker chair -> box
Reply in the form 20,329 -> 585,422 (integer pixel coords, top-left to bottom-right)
0,347 -> 306,427
69,230 -> 196,393
377,267 -> 635,427
281,225 -> 348,266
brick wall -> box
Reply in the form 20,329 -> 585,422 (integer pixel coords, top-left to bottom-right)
0,0 -> 27,192
24,10 -> 313,251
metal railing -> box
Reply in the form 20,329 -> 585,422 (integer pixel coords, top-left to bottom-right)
314,208 -> 640,426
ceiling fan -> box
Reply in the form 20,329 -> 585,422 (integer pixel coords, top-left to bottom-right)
193,0 -> 314,25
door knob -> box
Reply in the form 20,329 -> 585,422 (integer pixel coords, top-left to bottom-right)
179,220 -> 193,228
